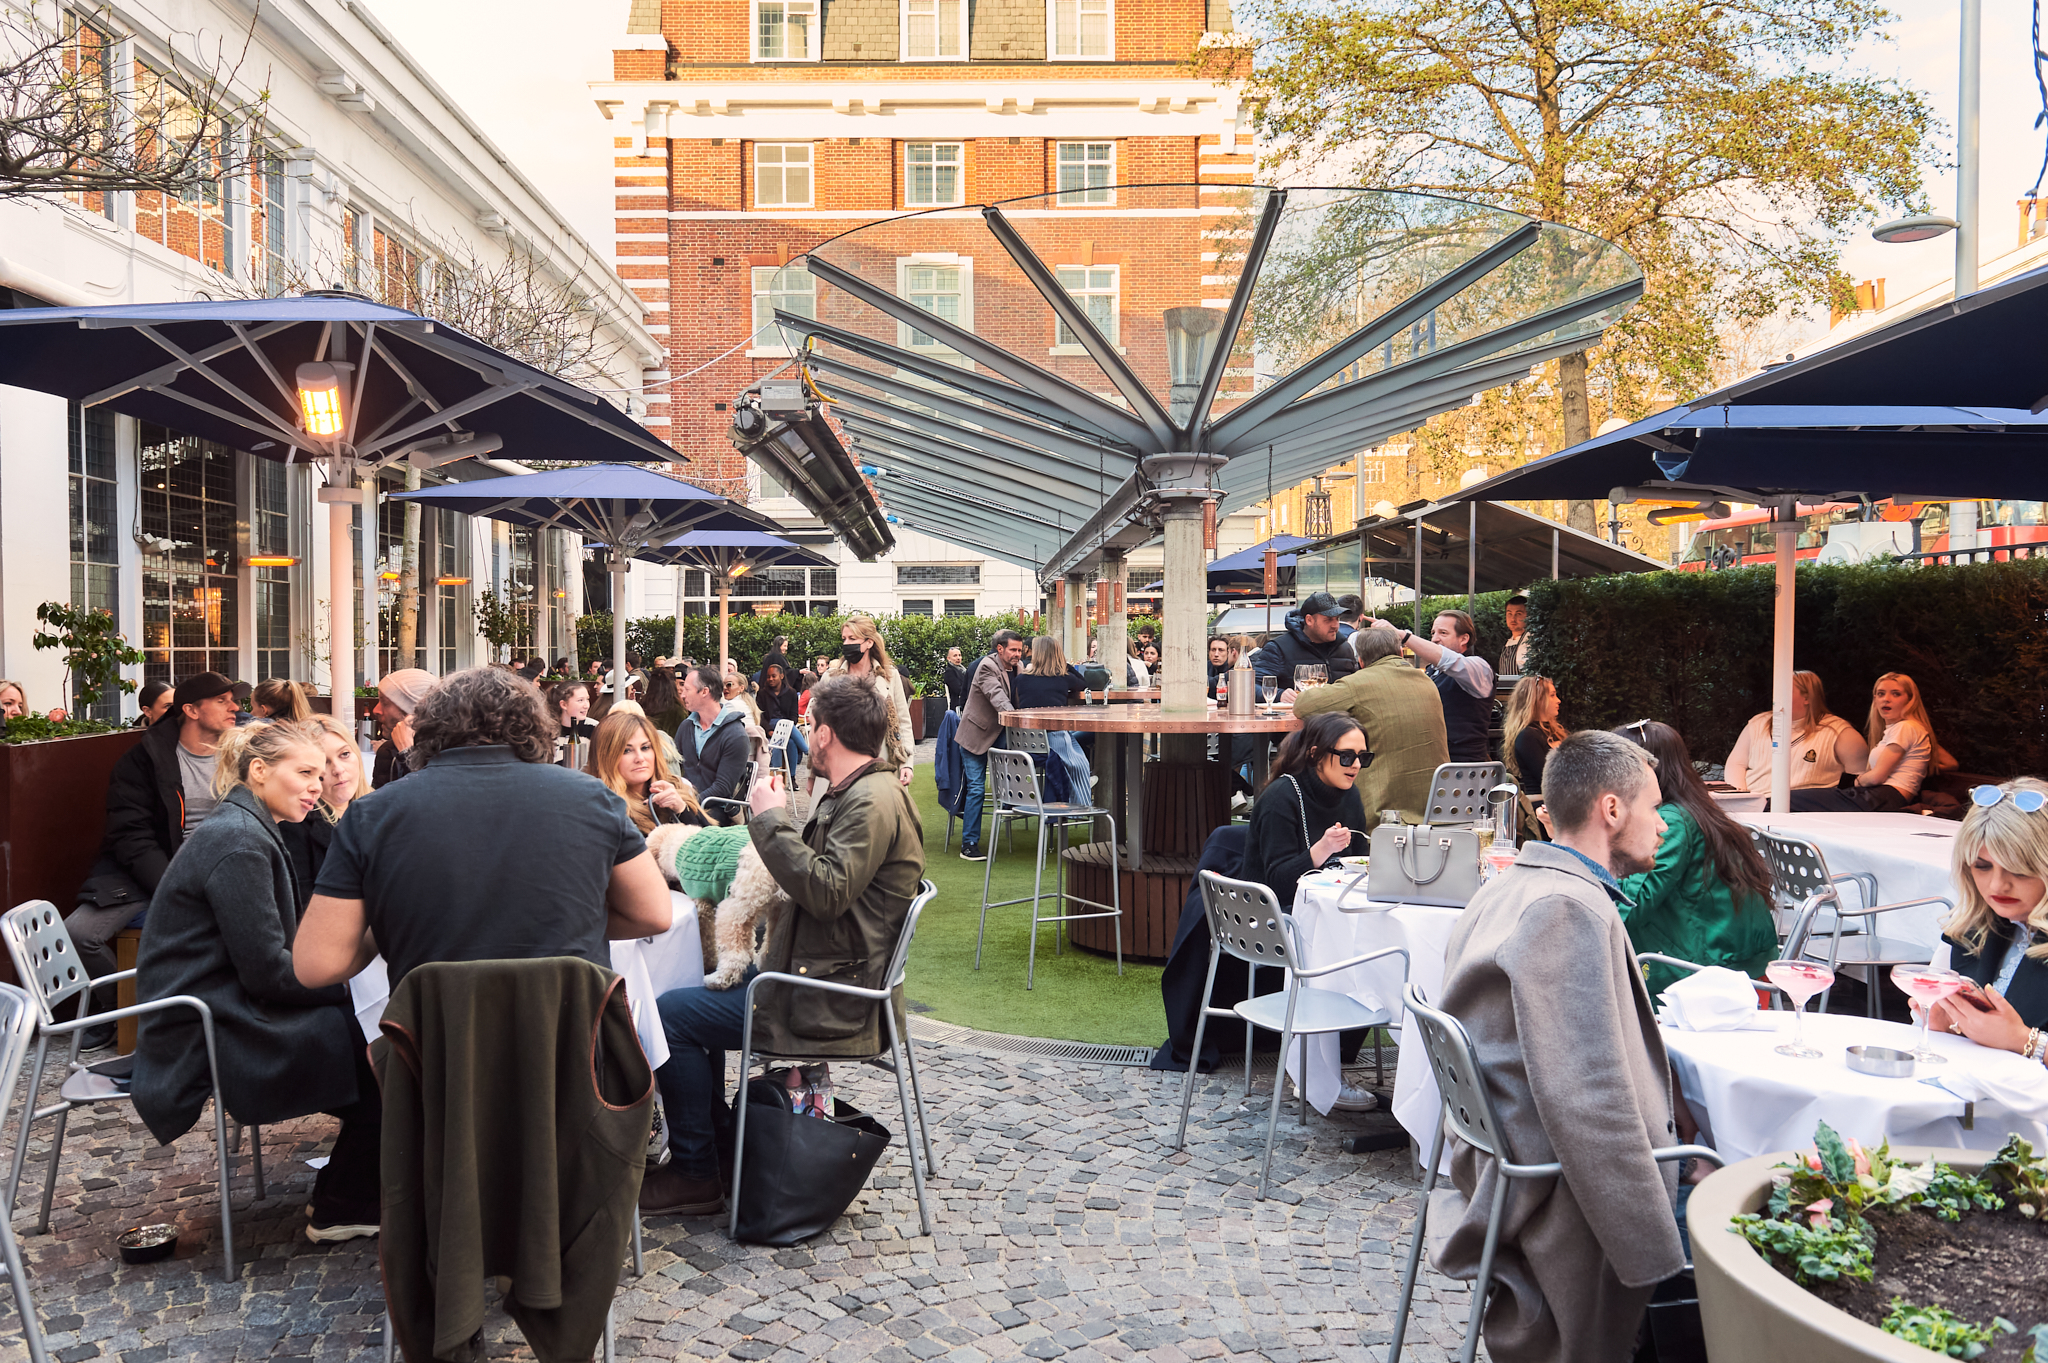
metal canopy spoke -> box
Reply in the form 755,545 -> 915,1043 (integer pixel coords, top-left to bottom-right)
832,412 -> 1113,510
1185,188 -> 1287,440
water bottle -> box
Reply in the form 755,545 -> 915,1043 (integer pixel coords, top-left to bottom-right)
1228,649 -> 1254,716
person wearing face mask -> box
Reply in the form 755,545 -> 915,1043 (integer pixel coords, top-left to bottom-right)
1920,779 -> 2048,1051
820,615 -> 916,788
132,720 -> 383,1244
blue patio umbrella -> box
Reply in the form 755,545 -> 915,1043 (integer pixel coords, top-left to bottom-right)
0,294 -> 676,727
636,529 -> 831,666
393,466 -> 778,695
1439,262 -> 2048,811
1142,535 -> 1317,599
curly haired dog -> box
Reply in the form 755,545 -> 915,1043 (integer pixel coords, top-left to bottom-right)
644,822 -> 791,989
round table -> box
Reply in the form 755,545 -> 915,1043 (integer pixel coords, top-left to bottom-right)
1001,704 -> 1300,960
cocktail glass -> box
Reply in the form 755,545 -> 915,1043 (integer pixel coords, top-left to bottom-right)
1890,964 -> 1967,1064
1764,959 -> 1837,1058
1258,676 -> 1278,707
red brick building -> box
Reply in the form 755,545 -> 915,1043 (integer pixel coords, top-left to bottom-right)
596,0 -> 1249,614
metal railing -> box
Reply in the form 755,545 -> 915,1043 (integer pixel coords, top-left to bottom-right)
1895,544 -> 2048,566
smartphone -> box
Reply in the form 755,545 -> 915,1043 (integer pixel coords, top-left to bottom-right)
1952,981 -> 1996,1012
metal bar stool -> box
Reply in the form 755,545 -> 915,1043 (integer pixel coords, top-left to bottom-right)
975,749 -> 1121,988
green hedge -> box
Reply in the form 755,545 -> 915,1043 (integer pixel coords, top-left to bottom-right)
574,610 -> 1034,696
1522,559 -> 2048,777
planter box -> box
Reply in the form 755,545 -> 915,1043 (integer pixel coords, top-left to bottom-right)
0,730 -> 146,970
909,699 -> 927,744
923,696 -> 947,735
1693,1146 -> 1989,1362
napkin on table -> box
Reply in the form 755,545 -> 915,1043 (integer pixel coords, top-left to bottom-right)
1658,966 -> 1776,1032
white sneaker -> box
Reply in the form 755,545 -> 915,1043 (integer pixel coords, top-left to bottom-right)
1331,1083 -> 1379,1112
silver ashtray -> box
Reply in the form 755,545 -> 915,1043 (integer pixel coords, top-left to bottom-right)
1845,1045 -> 1915,1077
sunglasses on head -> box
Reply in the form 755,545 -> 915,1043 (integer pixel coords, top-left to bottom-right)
1972,785 -> 2048,813
1329,747 -> 1376,769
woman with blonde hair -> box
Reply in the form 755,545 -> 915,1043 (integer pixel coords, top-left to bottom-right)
822,614 -> 914,786
1501,675 -> 1566,792
1920,778 -> 2048,1052
1792,671 -> 1955,811
0,680 -> 25,721
133,718 -> 382,1242
590,709 -> 705,834
279,713 -> 373,909
251,678 -> 311,723
1016,635 -> 1091,799
1725,670 -> 1868,794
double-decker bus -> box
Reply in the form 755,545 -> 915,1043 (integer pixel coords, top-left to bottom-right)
1677,501 -> 2048,570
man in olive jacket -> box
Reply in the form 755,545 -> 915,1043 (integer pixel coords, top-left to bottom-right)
1292,628 -> 1449,822
642,673 -> 925,1216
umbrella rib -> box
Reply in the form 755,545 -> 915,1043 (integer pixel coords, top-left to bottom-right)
130,325 -> 307,446
519,386 -> 679,459
228,323 -> 305,417
361,382 -> 537,457
80,319 -> 300,409
347,323 -> 376,442
138,384 -> 326,457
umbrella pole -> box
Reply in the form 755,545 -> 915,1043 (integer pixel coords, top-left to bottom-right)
611,558 -> 629,704
719,577 -> 731,671
674,565 -> 685,659
322,487 -> 359,732
1770,501 -> 1798,815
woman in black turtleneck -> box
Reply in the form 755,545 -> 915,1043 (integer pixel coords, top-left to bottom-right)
1241,711 -> 1375,910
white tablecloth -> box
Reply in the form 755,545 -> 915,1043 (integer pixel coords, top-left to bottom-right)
1667,1009 -> 2048,1161
1730,811 -> 1959,949
345,892 -> 705,1069
1289,870 -> 1462,1151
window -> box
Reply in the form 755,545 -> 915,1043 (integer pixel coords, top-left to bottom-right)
139,424 -> 239,685
251,456 -> 293,682
943,599 -> 976,616
684,569 -> 709,598
754,143 -> 812,207
67,404 -> 119,718
809,568 -> 837,596
901,599 -> 934,617
433,507 -> 466,675
60,15 -> 116,223
897,564 -> 981,585
248,149 -> 287,290
900,260 -> 965,349
905,143 -> 962,206
132,63 -> 234,273
751,265 -> 815,352
1056,142 -> 1114,204
373,224 -> 426,312
754,0 -> 818,60
1055,265 -> 1118,347
1358,460 -> 1385,484
1049,0 -> 1112,58
903,0 -> 966,58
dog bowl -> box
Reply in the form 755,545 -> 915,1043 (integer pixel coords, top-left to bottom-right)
116,1224 -> 178,1264
1845,1045 -> 1915,1078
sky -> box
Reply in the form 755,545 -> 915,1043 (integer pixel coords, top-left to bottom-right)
372,0 -> 2048,337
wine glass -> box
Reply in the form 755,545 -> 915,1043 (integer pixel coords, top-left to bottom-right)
1764,958 -> 1837,1058
1258,675 -> 1278,707
1890,964 -> 1967,1064
1293,664 -> 1315,693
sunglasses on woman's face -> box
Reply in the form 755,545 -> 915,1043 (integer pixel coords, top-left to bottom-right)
1972,785 -> 2048,813
1329,747 -> 1376,769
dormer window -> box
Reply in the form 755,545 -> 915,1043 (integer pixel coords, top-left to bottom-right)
903,0 -> 967,60
754,0 -> 819,61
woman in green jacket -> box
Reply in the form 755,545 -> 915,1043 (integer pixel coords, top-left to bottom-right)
1615,720 -> 1780,997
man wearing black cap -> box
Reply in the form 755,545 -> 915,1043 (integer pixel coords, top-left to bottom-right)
1250,590 -> 1361,698
67,672 -> 242,1046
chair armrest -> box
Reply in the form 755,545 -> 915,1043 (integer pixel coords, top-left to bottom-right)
1652,1144 -> 1724,1171
1299,946 -> 1410,981
1637,952 -> 1704,977
1830,870 -> 1880,908
1838,895 -> 1954,921
42,992 -> 214,1032
742,970 -> 891,1006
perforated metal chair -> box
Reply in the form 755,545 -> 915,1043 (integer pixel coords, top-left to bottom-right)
731,881 -> 939,1239
976,749 -> 1122,988
0,901 -> 257,1281
1173,871 -> 1402,1200
1423,763 -> 1508,825
1756,831 -> 1950,1017
1385,983 -> 1721,1363
1635,952 -> 1792,1008
702,759 -> 760,823
0,983 -> 49,1363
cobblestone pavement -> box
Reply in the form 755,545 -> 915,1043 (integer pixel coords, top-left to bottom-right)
0,1043 -> 1485,1363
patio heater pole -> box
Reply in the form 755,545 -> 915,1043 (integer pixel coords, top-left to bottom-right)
1413,513 -> 1424,634
360,471 -> 380,689
319,482 -> 360,731
718,571 -> 732,670
1957,0 -> 1981,297
1768,499 -> 1799,815
611,554 -> 629,701
1467,501 -> 1477,616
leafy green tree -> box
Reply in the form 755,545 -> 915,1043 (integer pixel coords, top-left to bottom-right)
31,601 -> 143,709
1206,0 -> 1936,528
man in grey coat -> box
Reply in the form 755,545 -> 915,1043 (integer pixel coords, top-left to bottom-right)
1429,730 -> 1682,1363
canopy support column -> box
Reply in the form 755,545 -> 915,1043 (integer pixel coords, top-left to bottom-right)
1146,455 -> 1223,718
319,482 -> 360,732
1064,573 -> 1090,674
1098,551 -> 1129,690
1769,499 -> 1800,815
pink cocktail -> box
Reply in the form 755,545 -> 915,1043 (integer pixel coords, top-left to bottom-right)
1891,965 -> 1966,1064
1765,959 -> 1837,1058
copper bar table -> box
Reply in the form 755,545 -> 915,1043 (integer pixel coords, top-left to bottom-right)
1000,704 -> 1301,961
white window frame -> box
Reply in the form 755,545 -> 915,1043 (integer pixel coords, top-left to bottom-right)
753,142 -> 814,208
904,142 -> 964,207
1055,141 -> 1115,206
901,0 -> 968,60
751,0 -> 819,62
1051,264 -> 1120,355
1047,0 -> 1113,60
895,253 -> 972,356
750,264 -> 815,357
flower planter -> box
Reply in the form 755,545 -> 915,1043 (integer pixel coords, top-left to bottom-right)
909,698 -> 927,745
0,729 -> 147,981
923,696 -> 947,736
1693,1146 -> 1993,1362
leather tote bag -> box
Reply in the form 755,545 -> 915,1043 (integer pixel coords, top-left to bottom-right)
1367,823 -> 1482,908
731,1073 -> 893,1245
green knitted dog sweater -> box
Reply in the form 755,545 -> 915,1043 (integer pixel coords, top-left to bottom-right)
672,824 -> 751,902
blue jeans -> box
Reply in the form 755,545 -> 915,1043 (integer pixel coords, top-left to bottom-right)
653,968 -> 756,1180
961,748 -> 989,848
772,729 -> 808,775
1047,731 -> 1092,804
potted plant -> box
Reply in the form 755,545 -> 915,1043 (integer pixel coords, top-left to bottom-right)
905,677 -> 928,744
1694,1122 -> 2047,1361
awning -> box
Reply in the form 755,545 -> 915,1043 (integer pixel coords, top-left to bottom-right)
1303,500 -> 1666,597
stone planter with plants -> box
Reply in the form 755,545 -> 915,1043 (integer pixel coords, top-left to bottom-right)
1694,1120 -> 2048,1361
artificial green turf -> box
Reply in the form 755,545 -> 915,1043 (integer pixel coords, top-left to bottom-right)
897,764 -> 1168,1047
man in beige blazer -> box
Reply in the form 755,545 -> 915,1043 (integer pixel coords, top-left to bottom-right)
953,630 -> 1026,860
1430,730 -> 1683,1363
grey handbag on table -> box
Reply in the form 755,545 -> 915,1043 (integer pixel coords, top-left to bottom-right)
1367,822 -> 1483,907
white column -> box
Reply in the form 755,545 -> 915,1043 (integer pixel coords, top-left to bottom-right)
359,472 -> 379,686
319,485 -> 359,730
1160,502 -> 1208,715
1769,501 -> 1799,816
1099,552 -> 1129,688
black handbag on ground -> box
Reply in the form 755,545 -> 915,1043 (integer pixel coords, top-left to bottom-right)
730,1072 -> 892,1245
